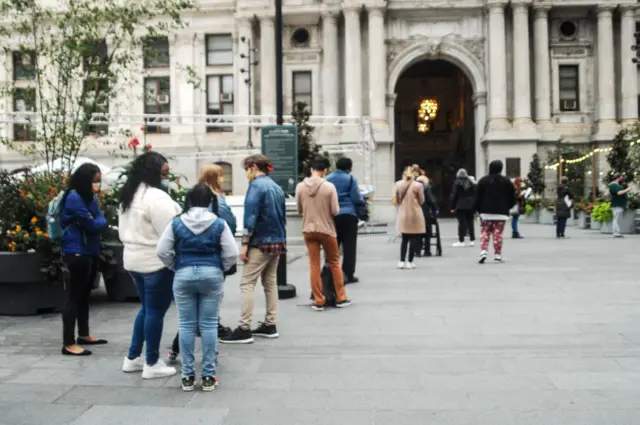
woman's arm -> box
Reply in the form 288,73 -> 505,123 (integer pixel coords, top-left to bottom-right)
62,192 -> 107,233
149,193 -> 182,236
220,222 -> 240,271
156,220 -> 176,269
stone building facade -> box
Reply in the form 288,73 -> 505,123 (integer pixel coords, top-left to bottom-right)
1,0 -> 639,219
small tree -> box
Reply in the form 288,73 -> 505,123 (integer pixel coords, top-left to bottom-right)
291,101 -> 320,179
526,153 -> 545,196
547,143 -> 587,197
0,0 -> 196,174
606,128 -> 635,184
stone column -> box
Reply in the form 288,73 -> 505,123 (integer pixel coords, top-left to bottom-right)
368,6 -> 386,123
236,18 -> 252,117
322,11 -> 339,116
473,92 -> 488,176
595,5 -> 617,138
343,6 -> 362,117
511,2 -> 536,135
620,5 -> 638,127
486,2 -> 510,132
260,16 -> 276,118
533,5 -> 552,132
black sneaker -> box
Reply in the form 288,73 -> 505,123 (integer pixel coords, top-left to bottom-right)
202,376 -> 218,392
218,324 -> 232,339
168,351 -> 178,364
345,276 -> 359,284
181,376 -> 195,392
251,322 -> 279,339
336,299 -> 352,308
219,327 -> 254,344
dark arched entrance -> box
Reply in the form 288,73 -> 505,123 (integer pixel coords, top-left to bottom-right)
394,59 -> 474,213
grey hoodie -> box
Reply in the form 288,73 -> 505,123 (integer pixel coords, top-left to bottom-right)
156,207 -> 239,271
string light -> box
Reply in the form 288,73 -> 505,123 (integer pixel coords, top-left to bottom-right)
542,140 -> 640,170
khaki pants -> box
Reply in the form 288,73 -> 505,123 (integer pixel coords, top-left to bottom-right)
238,248 -> 280,330
303,232 -> 347,306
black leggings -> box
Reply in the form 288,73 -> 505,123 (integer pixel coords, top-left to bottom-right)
400,234 -> 421,262
62,255 -> 97,346
456,210 -> 475,242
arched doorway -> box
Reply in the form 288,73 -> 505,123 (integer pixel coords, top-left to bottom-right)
394,59 -> 474,212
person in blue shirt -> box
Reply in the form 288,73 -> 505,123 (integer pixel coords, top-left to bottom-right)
326,157 -> 365,283
157,184 -> 239,392
59,163 -> 108,356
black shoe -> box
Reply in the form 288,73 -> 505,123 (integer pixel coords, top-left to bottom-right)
219,327 -> 254,344
345,276 -> 359,284
414,252 -> 423,258
336,299 -> 352,308
168,351 -> 179,364
512,232 -> 523,239
181,376 -> 195,391
251,322 -> 279,339
76,337 -> 108,345
218,324 -> 232,339
425,251 -> 432,257
201,376 -> 218,392
62,347 -> 92,356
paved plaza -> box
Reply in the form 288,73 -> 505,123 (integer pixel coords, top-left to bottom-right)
1,220 -> 640,425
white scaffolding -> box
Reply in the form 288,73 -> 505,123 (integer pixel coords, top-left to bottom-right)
0,112 -> 377,184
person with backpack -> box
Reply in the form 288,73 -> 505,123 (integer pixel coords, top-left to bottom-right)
168,163 -> 237,362
119,152 -> 182,379
297,156 -> 352,311
57,163 -> 108,356
156,184 -> 239,391
325,157 -> 366,284
450,168 -> 476,247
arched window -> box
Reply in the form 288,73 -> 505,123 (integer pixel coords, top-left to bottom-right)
215,161 -> 233,195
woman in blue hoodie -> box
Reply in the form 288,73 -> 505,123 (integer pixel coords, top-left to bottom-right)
156,184 -> 239,392
59,163 -> 108,356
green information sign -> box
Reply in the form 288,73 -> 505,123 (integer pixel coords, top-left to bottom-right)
261,125 -> 299,194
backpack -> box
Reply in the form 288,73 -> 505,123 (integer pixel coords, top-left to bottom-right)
309,265 -> 338,307
46,191 -> 66,240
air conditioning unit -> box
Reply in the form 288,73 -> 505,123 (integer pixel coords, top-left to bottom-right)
97,100 -> 108,108
561,99 -> 577,111
21,54 -> 32,66
220,93 -> 233,103
156,94 -> 170,104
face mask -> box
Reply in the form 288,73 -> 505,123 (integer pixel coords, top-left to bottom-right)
92,183 -> 101,193
246,168 -> 255,182
161,179 -> 170,191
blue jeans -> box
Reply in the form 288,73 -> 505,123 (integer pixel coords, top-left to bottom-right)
173,266 -> 224,378
127,268 -> 175,365
511,215 -> 519,233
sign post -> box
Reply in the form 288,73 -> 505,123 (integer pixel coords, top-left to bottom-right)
261,125 -> 298,299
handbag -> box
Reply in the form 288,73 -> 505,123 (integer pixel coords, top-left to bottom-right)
349,176 -> 369,222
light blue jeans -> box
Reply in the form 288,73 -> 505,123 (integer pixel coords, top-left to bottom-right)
173,266 -> 224,378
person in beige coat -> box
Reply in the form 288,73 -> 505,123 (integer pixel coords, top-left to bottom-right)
394,166 -> 425,269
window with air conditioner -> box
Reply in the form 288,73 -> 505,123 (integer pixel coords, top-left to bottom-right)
559,65 -> 579,112
206,75 -> 234,132
12,51 -> 36,81
83,78 -> 109,135
143,37 -> 170,69
13,88 -> 36,141
144,77 -> 171,134
292,71 -> 312,112
206,34 -> 233,66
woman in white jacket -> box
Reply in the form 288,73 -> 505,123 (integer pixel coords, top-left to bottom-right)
118,152 -> 182,380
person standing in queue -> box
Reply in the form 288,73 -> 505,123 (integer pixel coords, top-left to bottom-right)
450,168 -> 476,247
326,157 -> 365,284
59,163 -> 108,356
415,175 -> 438,257
220,154 -> 286,344
394,166 -> 425,269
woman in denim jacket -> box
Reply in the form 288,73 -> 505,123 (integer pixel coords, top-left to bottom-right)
157,184 -> 239,392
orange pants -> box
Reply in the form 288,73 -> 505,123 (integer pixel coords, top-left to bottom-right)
303,232 -> 347,306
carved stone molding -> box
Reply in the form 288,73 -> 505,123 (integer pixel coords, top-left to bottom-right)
386,36 -> 484,67
471,92 -> 487,106
386,93 -> 397,107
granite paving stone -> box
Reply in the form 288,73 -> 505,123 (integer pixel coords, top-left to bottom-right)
1,221 -> 640,424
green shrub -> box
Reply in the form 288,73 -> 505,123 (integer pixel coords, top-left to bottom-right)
591,201 -> 613,223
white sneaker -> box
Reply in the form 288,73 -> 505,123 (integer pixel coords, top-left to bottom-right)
406,262 -> 416,269
494,255 -> 503,263
452,242 -> 465,247
142,359 -> 177,379
479,251 -> 488,264
397,261 -> 406,269
467,241 -> 475,247
122,356 -> 144,373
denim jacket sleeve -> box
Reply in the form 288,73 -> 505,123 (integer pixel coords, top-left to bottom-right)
220,222 -> 240,271
217,195 -> 237,235
243,182 -> 262,235
349,176 -> 365,205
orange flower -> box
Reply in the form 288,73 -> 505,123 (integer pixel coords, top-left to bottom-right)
30,217 -> 37,224
15,226 -> 21,232
11,248 -> 15,252
43,233 -> 49,238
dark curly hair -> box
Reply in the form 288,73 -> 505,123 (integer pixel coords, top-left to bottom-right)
119,151 -> 168,212
183,183 -> 217,213
63,163 -> 101,205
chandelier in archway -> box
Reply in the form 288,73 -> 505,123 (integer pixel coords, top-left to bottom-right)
417,98 -> 439,133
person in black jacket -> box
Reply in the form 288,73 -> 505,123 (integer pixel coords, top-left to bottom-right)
555,176 -> 574,238
450,168 -> 476,247
415,175 -> 438,256
474,160 -> 516,264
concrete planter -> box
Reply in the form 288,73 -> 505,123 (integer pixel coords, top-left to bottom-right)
100,242 -> 138,302
619,210 -> 636,234
539,209 -> 555,225
600,221 -> 613,234
0,251 -> 64,316
590,220 -> 602,230
520,210 -> 539,224
577,212 -> 590,229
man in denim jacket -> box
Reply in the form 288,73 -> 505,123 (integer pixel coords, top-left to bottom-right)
220,154 -> 287,344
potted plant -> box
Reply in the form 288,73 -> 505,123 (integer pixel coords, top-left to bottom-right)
574,200 -> 593,229
520,199 -> 541,224
0,171 -> 67,315
539,199 -> 555,225
99,140 -> 186,301
592,201 -> 613,233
